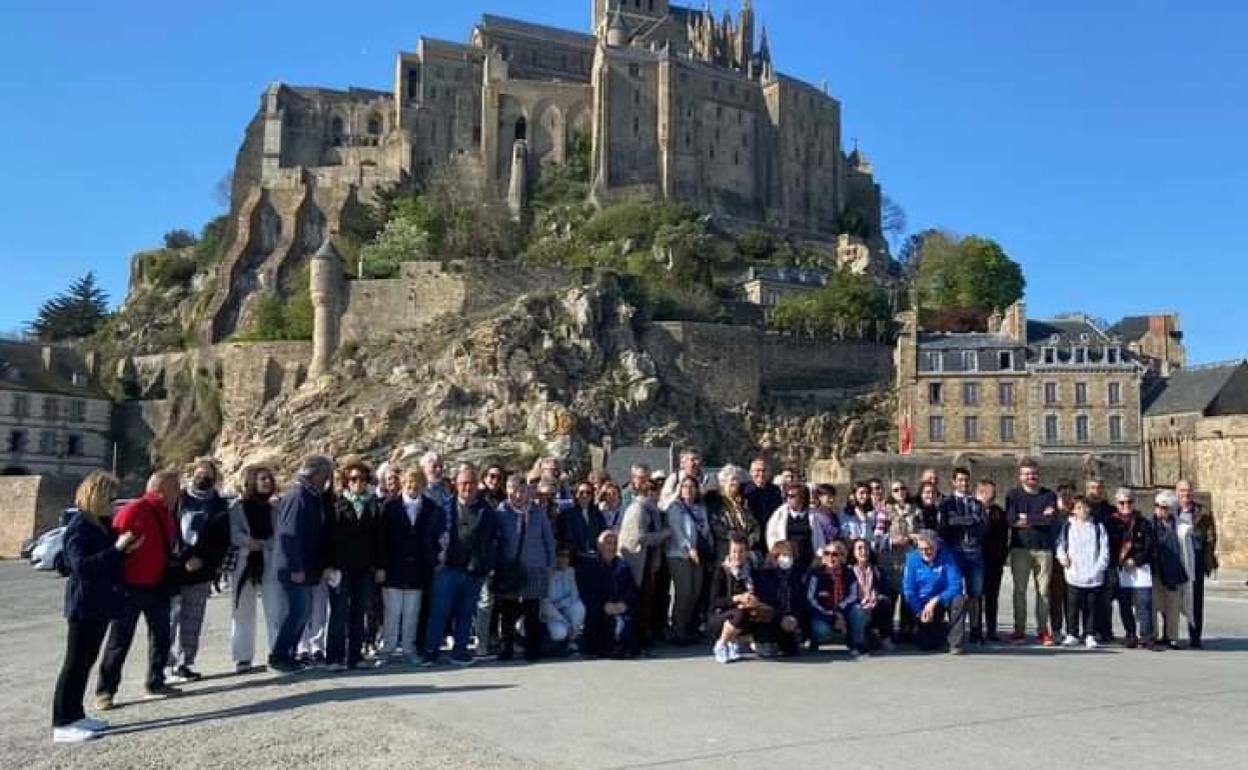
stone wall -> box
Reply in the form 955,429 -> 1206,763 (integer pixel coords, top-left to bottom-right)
642,322 -> 892,407
339,261 -> 569,344
0,475 -> 78,558
1192,415 -> 1248,569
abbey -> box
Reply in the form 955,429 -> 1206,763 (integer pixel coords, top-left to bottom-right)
232,0 -> 884,240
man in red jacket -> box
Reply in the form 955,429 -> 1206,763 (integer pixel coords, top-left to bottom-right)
93,469 -> 184,709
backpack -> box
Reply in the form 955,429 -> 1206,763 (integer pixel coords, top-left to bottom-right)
1059,520 -> 1102,565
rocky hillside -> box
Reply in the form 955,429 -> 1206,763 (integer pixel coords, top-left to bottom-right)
212,276 -> 891,478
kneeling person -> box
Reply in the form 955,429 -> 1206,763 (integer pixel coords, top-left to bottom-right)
903,531 -> 968,654
578,531 -> 638,658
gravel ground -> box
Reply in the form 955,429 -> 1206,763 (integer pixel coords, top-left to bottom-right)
3,561 -> 1248,769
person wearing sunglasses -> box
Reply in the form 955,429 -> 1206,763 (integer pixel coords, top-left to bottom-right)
323,459 -> 385,671
1105,488 -> 1156,649
766,484 -> 826,573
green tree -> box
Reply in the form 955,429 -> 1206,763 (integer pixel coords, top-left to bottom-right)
28,272 -> 111,341
770,268 -> 892,339
163,229 -> 198,249
915,231 -> 1024,312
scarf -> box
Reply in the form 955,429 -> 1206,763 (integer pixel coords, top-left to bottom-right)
829,565 -> 847,608
723,494 -> 749,533
345,490 -> 372,516
235,498 -> 273,606
853,563 -> 877,609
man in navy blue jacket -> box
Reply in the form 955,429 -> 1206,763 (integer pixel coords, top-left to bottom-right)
269,455 -> 332,672
903,531 -> 967,653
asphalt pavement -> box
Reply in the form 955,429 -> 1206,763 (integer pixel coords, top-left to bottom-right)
2,561 -> 1247,769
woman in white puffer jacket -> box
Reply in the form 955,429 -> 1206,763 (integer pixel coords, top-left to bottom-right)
1055,497 -> 1109,648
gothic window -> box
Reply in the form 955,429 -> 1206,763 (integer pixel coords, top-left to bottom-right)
331,116 -> 346,147
407,69 -> 419,100
514,117 -> 527,142
367,114 -> 382,136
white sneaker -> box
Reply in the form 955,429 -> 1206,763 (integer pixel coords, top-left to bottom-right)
726,640 -> 741,662
53,725 -> 99,744
713,641 -> 729,664
1061,634 -> 1080,647
1085,635 -> 1099,649
78,717 -> 109,731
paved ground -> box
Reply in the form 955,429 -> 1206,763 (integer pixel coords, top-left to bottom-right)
3,562 -> 1248,770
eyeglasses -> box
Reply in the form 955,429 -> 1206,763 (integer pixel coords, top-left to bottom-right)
347,475 -> 367,483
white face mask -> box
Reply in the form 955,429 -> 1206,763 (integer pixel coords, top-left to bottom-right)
777,556 -> 794,571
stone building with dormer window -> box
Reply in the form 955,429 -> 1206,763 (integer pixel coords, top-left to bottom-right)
896,301 -> 1147,482
0,342 -> 113,479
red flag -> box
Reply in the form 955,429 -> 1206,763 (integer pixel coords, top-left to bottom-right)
899,408 -> 914,456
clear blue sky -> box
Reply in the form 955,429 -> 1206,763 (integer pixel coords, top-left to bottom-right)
1,1 -> 1244,363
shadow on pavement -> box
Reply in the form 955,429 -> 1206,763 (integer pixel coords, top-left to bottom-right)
108,683 -> 515,735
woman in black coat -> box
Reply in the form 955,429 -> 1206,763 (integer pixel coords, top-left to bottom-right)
51,471 -> 141,743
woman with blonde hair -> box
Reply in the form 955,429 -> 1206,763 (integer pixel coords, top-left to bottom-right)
51,471 -> 141,743
228,464 -> 280,673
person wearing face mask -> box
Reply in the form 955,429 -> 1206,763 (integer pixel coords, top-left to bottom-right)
227,465 -> 281,674
807,541 -> 865,657
707,534 -> 768,663
755,541 -> 807,657
765,484 -> 826,573
168,457 -> 231,684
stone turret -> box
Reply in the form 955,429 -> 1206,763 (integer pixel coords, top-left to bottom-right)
605,5 -> 628,47
507,140 -> 529,218
309,238 -> 343,378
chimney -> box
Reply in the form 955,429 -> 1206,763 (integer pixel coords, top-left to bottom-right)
999,301 -> 1027,344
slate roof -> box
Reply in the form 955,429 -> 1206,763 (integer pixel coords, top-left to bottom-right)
1108,316 -> 1151,342
479,15 -> 596,48
1025,317 -> 1110,347
0,342 -> 108,399
734,266 -> 829,287
1143,360 -> 1248,417
916,332 -> 1019,351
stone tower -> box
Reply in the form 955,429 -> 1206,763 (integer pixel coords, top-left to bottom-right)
309,238 -> 343,378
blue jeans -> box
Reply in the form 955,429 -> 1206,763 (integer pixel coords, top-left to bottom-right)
811,607 -> 867,652
957,554 -> 985,598
271,582 -> 313,664
425,568 -> 484,658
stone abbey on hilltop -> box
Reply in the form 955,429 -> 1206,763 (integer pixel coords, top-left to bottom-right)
215,1 -> 887,340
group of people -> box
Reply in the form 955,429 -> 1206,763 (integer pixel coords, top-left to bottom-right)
48,448 -> 1218,744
